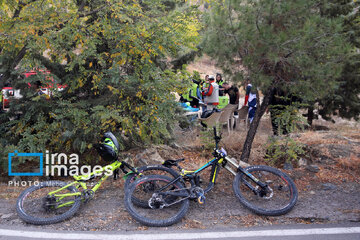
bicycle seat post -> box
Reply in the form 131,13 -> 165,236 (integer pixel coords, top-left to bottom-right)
176,162 -> 183,172
213,126 -> 221,150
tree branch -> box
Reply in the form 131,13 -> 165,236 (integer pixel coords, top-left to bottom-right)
227,2 -> 243,59
31,53 -> 67,79
13,0 -> 37,19
256,9 -> 262,33
78,6 -> 106,18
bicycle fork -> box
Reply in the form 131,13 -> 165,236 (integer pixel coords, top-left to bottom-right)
223,157 -> 268,195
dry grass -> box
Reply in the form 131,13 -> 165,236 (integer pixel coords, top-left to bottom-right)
0,184 -> 25,201
316,166 -> 359,184
336,154 -> 360,172
296,131 -> 344,145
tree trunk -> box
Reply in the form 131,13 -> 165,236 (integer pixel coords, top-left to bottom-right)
1,45 -> 28,88
240,87 -> 274,163
307,106 -> 314,127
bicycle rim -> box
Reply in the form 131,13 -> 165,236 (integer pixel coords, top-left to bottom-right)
233,166 -> 297,216
124,175 -> 189,227
16,181 -> 81,225
124,165 -> 180,208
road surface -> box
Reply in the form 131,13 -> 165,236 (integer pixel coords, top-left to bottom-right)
0,223 -> 359,240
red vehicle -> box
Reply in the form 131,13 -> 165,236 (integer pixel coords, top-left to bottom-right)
1,87 -> 20,110
1,70 -> 67,111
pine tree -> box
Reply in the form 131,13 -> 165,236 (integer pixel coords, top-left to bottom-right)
312,0 -> 360,123
204,0 -> 350,162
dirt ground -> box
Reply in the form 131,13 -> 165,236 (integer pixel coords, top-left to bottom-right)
0,114 -> 359,231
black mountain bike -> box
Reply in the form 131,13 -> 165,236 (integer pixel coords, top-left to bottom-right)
124,127 -> 298,227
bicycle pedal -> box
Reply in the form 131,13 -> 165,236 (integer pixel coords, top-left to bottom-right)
197,196 -> 205,204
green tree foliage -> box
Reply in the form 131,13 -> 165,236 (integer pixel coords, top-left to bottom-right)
314,0 -> 360,123
265,137 -> 305,167
0,0 -> 201,171
270,101 -> 308,135
204,0 -> 350,162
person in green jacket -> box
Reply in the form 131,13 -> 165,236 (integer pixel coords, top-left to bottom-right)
180,79 -> 201,108
216,73 -> 224,96
0,90 -> 3,112
189,80 -> 201,108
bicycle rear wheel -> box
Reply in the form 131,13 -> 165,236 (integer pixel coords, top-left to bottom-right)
16,181 -> 81,225
233,165 -> 298,216
124,165 -> 180,208
124,174 -> 189,227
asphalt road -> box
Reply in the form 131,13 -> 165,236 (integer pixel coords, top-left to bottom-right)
0,223 -> 359,240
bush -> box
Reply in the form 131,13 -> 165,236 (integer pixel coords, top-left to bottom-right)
265,137 -> 305,168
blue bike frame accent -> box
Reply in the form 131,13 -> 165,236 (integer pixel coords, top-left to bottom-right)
193,158 -> 217,174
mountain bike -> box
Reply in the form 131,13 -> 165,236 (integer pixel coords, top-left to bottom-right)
16,132 -> 179,225
124,127 -> 298,227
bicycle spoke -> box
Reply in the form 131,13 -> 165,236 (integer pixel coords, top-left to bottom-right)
17,181 -> 81,224
239,170 -> 294,212
125,175 -> 190,227
132,179 -> 184,220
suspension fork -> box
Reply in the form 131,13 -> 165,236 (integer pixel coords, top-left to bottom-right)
237,166 -> 267,189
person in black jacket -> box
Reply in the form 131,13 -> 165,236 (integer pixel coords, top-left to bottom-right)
222,82 -> 239,105
269,88 -> 301,135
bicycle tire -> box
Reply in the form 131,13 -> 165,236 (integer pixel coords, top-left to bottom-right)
124,165 -> 180,208
233,165 -> 298,216
16,181 -> 81,225
124,174 -> 189,227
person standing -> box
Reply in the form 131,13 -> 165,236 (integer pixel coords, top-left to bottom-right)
243,79 -> 257,123
223,82 -> 240,127
203,74 -> 210,90
222,82 -> 239,105
202,75 -> 219,111
216,73 -> 224,96
0,89 -> 3,112
189,79 -> 201,108
268,88 -> 301,135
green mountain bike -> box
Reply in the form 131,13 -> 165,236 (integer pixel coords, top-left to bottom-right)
16,132 -> 179,225
124,127 -> 298,227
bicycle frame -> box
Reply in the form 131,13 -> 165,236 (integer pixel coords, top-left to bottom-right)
47,160 -> 134,209
158,131 -> 268,199
157,153 -> 225,197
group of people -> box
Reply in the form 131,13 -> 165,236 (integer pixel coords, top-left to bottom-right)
180,73 -> 257,123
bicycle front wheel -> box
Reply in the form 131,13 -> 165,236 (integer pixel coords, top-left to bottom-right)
16,181 -> 81,225
124,175 -> 189,227
233,165 -> 298,216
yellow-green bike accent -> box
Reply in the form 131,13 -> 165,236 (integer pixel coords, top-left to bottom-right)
47,160 -> 124,209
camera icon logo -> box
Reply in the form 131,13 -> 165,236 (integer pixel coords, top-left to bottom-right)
8,150 -> 43,176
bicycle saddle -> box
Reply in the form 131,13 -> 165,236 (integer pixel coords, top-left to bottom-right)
163,158 -> 185,168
